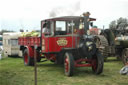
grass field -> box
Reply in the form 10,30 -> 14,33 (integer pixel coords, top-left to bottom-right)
0,57 -> 128,85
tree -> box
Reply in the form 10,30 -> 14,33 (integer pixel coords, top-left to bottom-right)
109,17 -> 128,30
117,17 -> 128,30
109,20 -> 116,30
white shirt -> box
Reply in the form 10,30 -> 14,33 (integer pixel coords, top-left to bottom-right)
43,28 -> 49,33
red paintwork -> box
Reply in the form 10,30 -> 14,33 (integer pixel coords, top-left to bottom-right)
41,34 -> 80,53
19,34 -> 79,53
91,59 -> 97,70
26,46 -> 34,58
19,35 -> 97,68
44,54 -> 56,61
24,52 -> 28,64
75,29 -> 85,35
18,37 -> 40,46
75,59 -> 92,67
75,63 -> 92,67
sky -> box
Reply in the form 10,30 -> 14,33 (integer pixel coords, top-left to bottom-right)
0,0 -> 128,31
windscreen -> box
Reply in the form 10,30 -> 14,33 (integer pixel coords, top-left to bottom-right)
56,21 -> 66,31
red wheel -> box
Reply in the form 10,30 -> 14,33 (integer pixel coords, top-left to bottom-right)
24,51 -> 28,65
92,58 -> 97,71
23,49 -> 34,66
64,52 -> 74,76
92,51 -> 104,74
122,49 -> 128,65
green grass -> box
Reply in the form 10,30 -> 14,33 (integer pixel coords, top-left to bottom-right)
0,57 -> 128,85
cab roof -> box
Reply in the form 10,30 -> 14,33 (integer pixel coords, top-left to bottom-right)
41,16 -> 83,22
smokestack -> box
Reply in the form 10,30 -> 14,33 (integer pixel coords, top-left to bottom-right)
83,12 -> 90,34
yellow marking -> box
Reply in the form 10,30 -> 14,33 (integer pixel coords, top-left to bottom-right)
57,38 -> 68,46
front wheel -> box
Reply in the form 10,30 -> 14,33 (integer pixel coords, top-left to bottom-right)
122,49 -> 128,65
92,51 -> 104,74
64,52 -> 74,77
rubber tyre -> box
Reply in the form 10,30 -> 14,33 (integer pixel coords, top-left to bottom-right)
122,49 -> 128,65
92,51 -> 104,74
23,49 -> 34,66
64,52 -> 74,77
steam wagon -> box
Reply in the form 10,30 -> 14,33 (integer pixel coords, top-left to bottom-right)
18,12 -> 104,76
89,28 -> 128,64
100,29 -> 128,64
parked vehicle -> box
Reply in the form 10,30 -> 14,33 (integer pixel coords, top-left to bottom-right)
101,29 -> 128,64
0,35 -> 2,46
19,12 -> 104,76
90,28 -> 128,64
3,32 -> 22,57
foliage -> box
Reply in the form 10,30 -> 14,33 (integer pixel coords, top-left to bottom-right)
109,17 -> 128,30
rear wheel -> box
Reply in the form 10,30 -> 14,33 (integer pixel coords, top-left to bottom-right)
95,35 -> 109,61
64,52 -> 74,76
122,49 -> 128,65
23,49 -> 34,66
92,51 -> 104,74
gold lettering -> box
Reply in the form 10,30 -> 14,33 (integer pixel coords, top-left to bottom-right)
57,38 -> 68,46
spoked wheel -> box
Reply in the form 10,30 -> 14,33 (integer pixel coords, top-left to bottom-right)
122,49 -> 128,65
23,49 -> 34,66
24,51 -> 28,65
92,51 -> 104,74
64,52 -> 74,77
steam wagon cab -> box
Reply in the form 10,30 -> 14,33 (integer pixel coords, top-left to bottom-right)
19,12 -> 104,76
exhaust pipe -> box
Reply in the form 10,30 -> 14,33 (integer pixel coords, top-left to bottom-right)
83,12 -> 90,34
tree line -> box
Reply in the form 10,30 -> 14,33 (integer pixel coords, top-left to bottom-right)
109,17 -> 128,30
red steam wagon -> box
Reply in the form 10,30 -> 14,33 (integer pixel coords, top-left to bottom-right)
18,12 -> 104,76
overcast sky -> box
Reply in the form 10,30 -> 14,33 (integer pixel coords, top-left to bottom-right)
0,0 -> 128,31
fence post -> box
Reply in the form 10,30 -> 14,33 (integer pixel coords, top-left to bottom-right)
34,45 -> 37,85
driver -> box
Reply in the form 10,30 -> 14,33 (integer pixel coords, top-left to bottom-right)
42,22 -> 50,33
